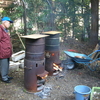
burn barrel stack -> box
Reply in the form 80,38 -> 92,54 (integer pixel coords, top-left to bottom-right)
42,31 -> 62,75
21,34 -> 48,93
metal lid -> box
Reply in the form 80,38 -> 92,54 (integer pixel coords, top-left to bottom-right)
21,34 -> 49,39
42,31 -> 62,34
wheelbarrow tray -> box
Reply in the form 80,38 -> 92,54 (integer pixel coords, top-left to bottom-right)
64,51 -> 92,63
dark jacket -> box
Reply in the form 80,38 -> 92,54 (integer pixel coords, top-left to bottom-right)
0,25 -> 12,59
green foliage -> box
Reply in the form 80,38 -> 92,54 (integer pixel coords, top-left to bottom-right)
1,0 -> 91,41
2,1 -> 23,20
1,0 -> 24,35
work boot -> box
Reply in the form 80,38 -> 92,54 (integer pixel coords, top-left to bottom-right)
1,79 -> 11,83
8,77 -> 13,80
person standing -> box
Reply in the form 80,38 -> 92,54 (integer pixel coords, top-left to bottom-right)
0,17 -> 13,83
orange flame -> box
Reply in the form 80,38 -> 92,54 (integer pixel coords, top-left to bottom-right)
37,71 -> 48,79
53,63 -> 63,71
41,74 -> 48,79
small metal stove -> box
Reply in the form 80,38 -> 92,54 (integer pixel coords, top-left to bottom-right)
21,34 -> 49,93
42,31 -> 62,75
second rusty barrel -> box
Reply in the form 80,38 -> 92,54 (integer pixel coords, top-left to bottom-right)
44,32 -> 61,75
45,34 -> 60,51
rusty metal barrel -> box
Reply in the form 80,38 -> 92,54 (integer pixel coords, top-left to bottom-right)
25,38 -> 45,60
24,37 -> 46,92
44,33 -> 61,75
45,34 -> 60,51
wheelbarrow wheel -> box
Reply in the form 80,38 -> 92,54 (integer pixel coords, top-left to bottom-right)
66,62 -> 75,69
65,58 -> 75,69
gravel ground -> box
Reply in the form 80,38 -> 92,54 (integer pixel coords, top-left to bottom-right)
0,38 -> 100,100
0,66 -> 100,100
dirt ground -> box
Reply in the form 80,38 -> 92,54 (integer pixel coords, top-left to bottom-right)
0,38 -> 100,100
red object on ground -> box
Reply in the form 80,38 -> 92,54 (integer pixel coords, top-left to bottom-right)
67,49 -> 78,52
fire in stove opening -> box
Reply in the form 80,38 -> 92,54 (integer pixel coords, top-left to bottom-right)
41,74 -> 48,79
53,63 -> 63,71
37,73 -> 48,80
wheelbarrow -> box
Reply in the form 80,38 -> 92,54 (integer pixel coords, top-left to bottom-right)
64,50 -> 100,71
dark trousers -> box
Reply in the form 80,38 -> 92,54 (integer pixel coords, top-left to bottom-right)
0,58 -> 9,81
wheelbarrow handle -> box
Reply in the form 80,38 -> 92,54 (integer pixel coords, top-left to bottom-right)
88,50 -> 100,57
95,50 -> 100,52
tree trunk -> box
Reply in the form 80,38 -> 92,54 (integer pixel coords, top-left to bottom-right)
90,0 -> 99,47
46,0 -> 56,31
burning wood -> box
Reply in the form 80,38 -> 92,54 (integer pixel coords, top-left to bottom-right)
37,71 -> 48,80
53,63 -> 63,71
41,74 -> 48,79
37,74 -> 48,80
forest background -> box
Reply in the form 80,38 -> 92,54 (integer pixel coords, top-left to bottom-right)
0,0 -> 99,52
0,1 -> 100,100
